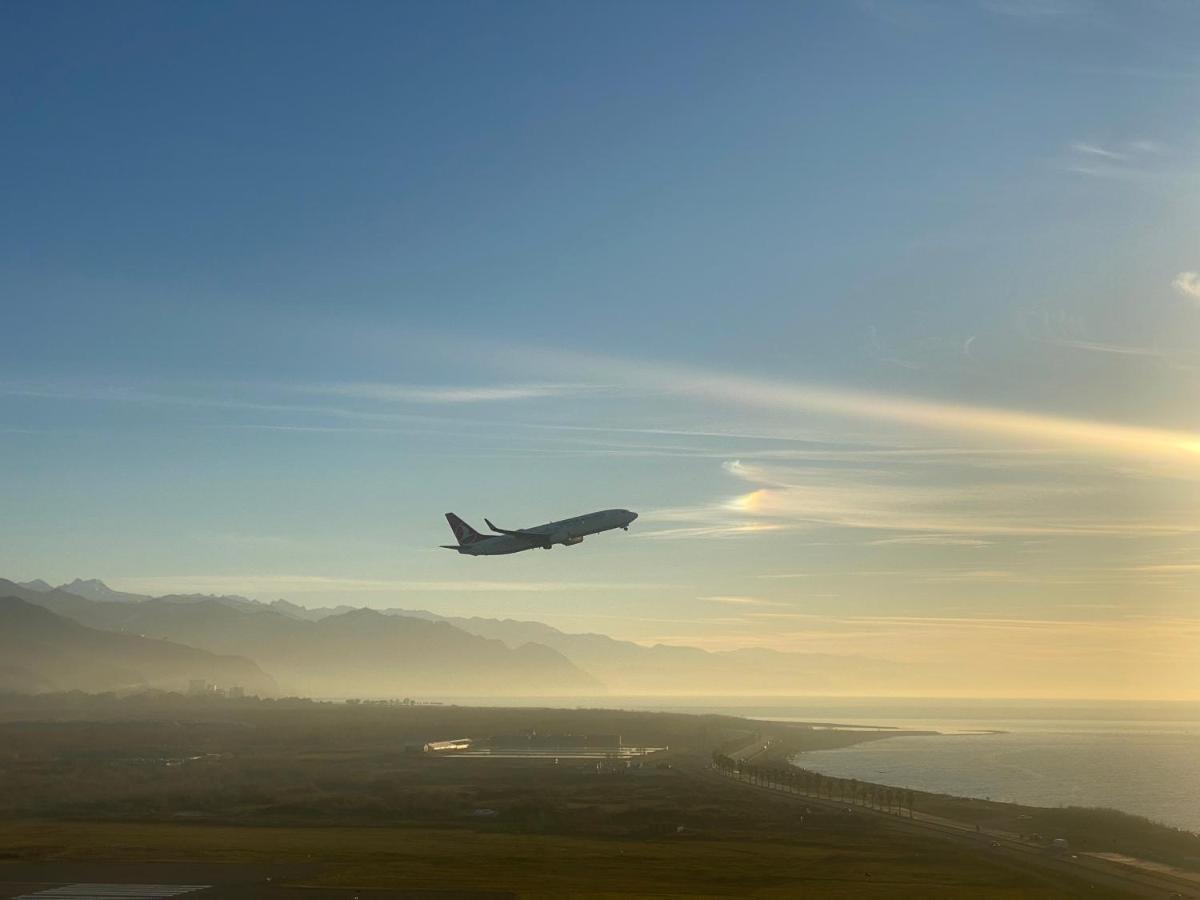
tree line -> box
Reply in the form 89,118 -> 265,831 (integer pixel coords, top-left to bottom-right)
711,751 -> 915,818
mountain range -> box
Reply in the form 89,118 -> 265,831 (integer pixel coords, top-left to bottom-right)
6,577 -> 906,697
0,594 -> 276,695
1,579 -> 599,696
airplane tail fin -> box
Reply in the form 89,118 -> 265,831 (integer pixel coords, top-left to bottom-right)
445,512 -> 485,546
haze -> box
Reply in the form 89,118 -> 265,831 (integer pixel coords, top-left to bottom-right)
3,1 -> 1198,702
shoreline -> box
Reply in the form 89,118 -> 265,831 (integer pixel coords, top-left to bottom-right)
765,719 -> 1009,736
709,757 -> 1200,896
752,720 -> 1200,861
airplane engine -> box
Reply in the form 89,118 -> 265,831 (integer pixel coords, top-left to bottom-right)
562,535 -> 584,546
551,530 -> 583,546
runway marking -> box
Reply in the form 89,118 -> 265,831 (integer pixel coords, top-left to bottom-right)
14,885 -> 210,899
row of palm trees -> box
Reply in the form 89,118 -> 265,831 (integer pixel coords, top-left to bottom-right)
712,751 -> 916,818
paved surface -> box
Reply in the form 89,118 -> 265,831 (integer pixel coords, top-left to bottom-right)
0,864 -> 512,900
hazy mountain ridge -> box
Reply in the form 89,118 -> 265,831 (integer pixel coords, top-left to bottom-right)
269,598 -> 358,621
426,613 -> 906,693
2,579 -> 600,697
0,595 -> 277,695
28,578 -> 285,612
348,604 -> 905,693
54,578 -> 155,604
8,578 -> 908,695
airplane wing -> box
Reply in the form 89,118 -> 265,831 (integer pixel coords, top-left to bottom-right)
485,518 -> 545,539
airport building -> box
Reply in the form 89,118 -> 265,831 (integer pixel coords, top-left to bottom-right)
424,738 -> 473,752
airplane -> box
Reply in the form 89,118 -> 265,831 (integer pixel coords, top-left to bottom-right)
441,508 -> 638,555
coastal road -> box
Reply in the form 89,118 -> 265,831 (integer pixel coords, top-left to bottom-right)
695,759 -> 1198,899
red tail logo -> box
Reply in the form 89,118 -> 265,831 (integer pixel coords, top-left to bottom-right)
445,513 -> 484,545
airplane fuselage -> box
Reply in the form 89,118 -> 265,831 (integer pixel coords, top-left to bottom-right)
444,508 -> 637,555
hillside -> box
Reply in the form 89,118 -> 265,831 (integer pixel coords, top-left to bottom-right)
279,601 -> 906,694
8,577 -> 908,695
0,596 -> 276,695
54,578 -> 153,604
3,580 -> 601,697
388,610 -> 906,694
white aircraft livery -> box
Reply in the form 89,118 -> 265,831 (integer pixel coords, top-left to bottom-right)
441,508 -> 638,555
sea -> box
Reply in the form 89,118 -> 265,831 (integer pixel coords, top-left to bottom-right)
444,696 -> 1200,834
689,697 -> 1200,834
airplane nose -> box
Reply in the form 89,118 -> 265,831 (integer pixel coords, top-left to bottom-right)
627,511 -> 638,523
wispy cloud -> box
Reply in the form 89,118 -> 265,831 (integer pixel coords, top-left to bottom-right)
832,566 -> 1186,586
891,569 -> 1017,582
1071,141 -> 1126,160
500,348 -> 1200,468
297,382 -> 599,404
715,458 -> 1198,537
1123,563 -> 1200,574
866,534 -> 992,547
698,595 -> 786,607
637,522 -> 789,541
744,610 -> 1200,635
1172,271 -> 1200,303
112,575 -> 672,596
1038,337 -> 1171,360
1063,138 -> 1179,180
0,379 -> 601,425
0,380 -> 431,425
16,361 -> 1200,471
637,459 -> 1198,543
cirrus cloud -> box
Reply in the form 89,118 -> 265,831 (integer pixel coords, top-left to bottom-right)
1172,271 -> 1200,303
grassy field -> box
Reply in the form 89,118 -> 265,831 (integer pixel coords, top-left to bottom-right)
0,693 -> 1136,897
0,821 -> 1112,898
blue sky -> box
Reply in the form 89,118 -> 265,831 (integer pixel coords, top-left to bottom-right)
3,0 -> 1198,698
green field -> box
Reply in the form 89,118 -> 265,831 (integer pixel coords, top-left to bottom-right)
0,820 -> 1112,898
0,693 -> 1141,897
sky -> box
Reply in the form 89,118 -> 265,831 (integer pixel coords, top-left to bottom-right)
2,0 -> 1198,699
